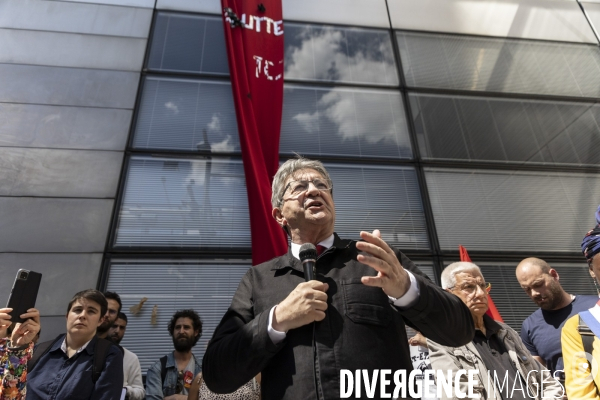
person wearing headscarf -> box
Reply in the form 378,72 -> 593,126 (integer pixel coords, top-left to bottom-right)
561,205 -> 600,400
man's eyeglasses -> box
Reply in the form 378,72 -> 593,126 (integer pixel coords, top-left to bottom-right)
449,282 -> 492,296
281,179 -> 332,201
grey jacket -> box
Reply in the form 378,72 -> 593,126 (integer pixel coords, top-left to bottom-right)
427,321 -> 563,400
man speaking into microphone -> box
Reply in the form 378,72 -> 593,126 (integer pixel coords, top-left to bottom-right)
203,157 -> 474,400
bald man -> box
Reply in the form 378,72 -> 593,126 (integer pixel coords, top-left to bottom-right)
516,257 -> 597,375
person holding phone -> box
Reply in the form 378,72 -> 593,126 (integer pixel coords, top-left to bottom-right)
0,306 -> 41,400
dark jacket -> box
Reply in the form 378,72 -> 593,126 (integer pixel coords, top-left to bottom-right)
26,334 -> 124,400
203,234 -> 474,400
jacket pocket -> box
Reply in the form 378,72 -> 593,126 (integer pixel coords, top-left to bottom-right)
449,349 -> 485,400
342,279 -> 391,327
452,348 -> 478,367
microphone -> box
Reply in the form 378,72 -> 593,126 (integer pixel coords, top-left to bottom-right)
299,243 -> 317,281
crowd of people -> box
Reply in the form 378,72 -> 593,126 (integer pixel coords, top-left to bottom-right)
0,157 -> 599,400
0,288 -> 261,400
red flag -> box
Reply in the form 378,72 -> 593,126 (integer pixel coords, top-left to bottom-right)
459,244 -> 472,262
221,1 -> 288,265
459,245 -> 504,322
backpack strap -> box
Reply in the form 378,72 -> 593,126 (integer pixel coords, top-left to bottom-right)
160,355 -> 168,387
580,309 -> 600,337
28,334 -> 64,372
92,338 -> 114,384
578,315 -> 596,357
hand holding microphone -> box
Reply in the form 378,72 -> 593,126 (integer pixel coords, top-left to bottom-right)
271,243 -> 328,332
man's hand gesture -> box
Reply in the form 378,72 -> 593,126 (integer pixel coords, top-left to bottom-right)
356,229 -> 411,299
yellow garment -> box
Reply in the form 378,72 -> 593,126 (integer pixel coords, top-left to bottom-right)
562,314 -> 600,399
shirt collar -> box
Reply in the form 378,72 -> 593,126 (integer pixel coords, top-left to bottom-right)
60,336 -> 93,355
482,313 -> 502,336
290,234 -> 334,260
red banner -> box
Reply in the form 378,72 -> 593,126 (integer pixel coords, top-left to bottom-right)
221,0 -> 288,265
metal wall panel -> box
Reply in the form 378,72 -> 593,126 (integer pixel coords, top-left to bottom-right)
282,0 -> 389,28
56,0 -> 155,7
0,198 -> 114,252
0,29 -> 147,71
0,0 -> 152,38
0,64 -> 139,108
582,2 -> 600,38
389,0 -> 597,43
410,93 -> 600,166
0,148 -> 123,198
0,103 -> 131,151
147,13 -> 229,75
425,168 -> 600,252
0,253 -> 102,316
398,31 -> 600,98
155,0 -> 221,14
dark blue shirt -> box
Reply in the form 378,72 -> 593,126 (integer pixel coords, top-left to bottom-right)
26,334 -> 124,400
520,295 -> 598,374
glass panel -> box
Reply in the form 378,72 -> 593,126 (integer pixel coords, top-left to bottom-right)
281,85 -> 412,159
473,262 -> 597,332
114,156 -> 250,248
106,259 -> 250,372
133,77 -> 240,152
426,168 -> 600,252
411,93 -> 600,166
285,23 -> 398,86
327,163 -> 429,251
397,31 -> 600,98
147,12 -> 229,75
414,262 -> 437,285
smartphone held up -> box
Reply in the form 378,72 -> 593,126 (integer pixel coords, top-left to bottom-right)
6,269 -> 42,324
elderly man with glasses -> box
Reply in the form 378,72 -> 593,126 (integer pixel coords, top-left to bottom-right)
426,262 -> 562,400
203,157 -> 474,400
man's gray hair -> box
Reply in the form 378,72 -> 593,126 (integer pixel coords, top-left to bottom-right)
441,262 -> 483,289
271,157 -> 333,208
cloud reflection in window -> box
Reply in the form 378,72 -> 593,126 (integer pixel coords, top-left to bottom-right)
281,85 -> 412,159
284,23 -> 398,86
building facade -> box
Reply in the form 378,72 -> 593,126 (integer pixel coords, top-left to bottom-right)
1,0 -> 600,372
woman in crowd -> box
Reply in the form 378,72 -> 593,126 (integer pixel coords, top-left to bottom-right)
0,307 -> 41,400
562,205 -> 600,399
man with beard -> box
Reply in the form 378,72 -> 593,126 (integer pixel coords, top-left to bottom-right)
97,291 -> 122,340
146,309 -> 203,400
109,312 -> 145,400
516,257 -> 598,375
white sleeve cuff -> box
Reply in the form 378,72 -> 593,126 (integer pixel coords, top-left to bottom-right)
267,305 -> 287,344
389,270 -> 420,308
